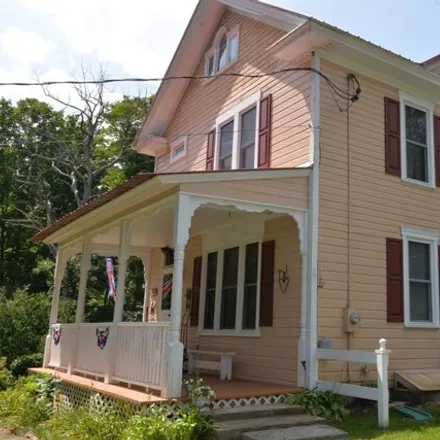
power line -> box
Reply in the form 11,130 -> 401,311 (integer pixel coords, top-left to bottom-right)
0,67 -> 361,102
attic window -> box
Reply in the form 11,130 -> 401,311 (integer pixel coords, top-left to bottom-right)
170,136 -> 187,163
205,26 -> 239,77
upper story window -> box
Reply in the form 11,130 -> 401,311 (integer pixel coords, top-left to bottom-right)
169,136 -> 187,164
401,93 -> 435,186
205,26 -> 239,77
215,91 -> 260,170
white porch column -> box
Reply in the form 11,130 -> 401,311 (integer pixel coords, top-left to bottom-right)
166,194 -> 193,398
113,218 -> 133,323
141,249 -> 153,322
43,247 -> 69,368
297,212 -> 309,388
50,248 -> 68,325
75,238 -> 92,323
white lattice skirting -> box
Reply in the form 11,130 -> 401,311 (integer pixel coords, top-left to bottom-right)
54,381 -> 291,417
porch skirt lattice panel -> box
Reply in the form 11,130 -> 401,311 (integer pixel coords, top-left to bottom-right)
53,381 -> 176,420
54,380 -> 291,416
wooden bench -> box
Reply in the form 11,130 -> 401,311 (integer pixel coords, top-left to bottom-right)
187,350 -> 236,380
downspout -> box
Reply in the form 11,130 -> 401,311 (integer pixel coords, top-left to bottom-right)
306,53 -> 320,389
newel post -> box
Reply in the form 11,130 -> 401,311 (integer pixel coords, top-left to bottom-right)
375,338 -> 391,429
166,194 -> 194,398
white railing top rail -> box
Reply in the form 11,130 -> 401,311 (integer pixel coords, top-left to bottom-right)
52,321 -> 170,328
316,348 -> 376,364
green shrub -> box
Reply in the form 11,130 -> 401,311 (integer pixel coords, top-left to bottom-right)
0,357 -> 15,391
36,407 -> 125,440
0,376 -> 52,431
121,404 -> 215,440
10,353 -> 43,377
289,389 -> 344,421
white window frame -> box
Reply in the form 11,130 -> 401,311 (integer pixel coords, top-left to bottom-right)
169,136 -> 187,164
204,26 -> 240,77
198,239 -> 263,337
214,91 -> 261,170
399,91 -> 435,188
401,226 -> 439,328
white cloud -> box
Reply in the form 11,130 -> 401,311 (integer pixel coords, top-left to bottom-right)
1,27 -> 56,64
17,0 -> 198,77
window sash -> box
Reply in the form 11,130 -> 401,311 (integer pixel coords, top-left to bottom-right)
403,230 -> 439,327
201,241 -> 261,334
399,93 -> 435,186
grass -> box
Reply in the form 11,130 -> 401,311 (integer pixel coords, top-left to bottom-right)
332,404 -> 440,439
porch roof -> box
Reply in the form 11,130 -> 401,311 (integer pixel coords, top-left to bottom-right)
33,168 -> 310,244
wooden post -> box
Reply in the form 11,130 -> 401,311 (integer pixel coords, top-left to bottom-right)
166,194 -> 193,398
75,239 -> 92,323
141,249 -> 152,322
113,219 -> 133,323
376,338 -> 391,429
43,248 -> 68,368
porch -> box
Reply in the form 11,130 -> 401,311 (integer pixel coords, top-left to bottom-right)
37,169 -> 312,399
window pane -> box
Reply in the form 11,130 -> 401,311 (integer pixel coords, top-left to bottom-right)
220,247 -> 239,329
229,34 -> 239,61
409,281 -> 432,322
409,241 -> 430,280
207,55 -> 214,76
405,105 -> 427,145
218,35 -> 228,70
242,243 -> 259,330
240,107 -> 256,169
219,121 -> 234,170
407,142 -> 428,182
204,252 -> 218,330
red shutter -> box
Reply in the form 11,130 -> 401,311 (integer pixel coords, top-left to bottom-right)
386,238 -> 404,323
190,256 -> 202,327
384,97 -> 401,176
206,130 -> 215,171
260,240 -> 275,327
258,94 -> 272,168
434,115 -> 440,187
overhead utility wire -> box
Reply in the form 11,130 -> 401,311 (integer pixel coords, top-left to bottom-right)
0,67 -> 361,101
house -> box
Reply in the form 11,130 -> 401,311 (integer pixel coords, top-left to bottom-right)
32,0 -> 440,406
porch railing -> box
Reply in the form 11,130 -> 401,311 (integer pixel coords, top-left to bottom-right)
47,322 -> 169,394
316,338 -> 391,428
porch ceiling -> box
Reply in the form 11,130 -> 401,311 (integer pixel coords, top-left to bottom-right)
33,168 -> 310,248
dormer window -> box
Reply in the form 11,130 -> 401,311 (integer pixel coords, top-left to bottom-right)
205,26 -> 239,77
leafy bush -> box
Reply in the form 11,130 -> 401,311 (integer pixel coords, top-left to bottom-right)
122,404 -> 215,440
0,358 -> 14,391
10,353 -> 43,377
0,376 -> 53,431
0,289 -> 50,367
289,389 -> 344,421
36,407 -> 125,440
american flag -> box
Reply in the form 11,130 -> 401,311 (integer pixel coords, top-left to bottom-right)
106,257 -> 116,301
162,277 -> 173,298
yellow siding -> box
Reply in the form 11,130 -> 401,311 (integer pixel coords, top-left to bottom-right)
148,216 -> 301,386
180,177 -> 309,210
155,9 -> 312,173
318,59 -> 440,382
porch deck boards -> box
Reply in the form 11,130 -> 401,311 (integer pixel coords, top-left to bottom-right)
30,368 -> 302,404
395,369 -> 440,391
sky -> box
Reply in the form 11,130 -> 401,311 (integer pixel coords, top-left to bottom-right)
0,0 -> 439,105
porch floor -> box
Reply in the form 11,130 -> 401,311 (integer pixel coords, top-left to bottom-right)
30,368 -> 302,404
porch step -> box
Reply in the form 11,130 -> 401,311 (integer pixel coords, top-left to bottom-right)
242,425 -> 348,440
215,414 -> 326,440
214,403 -> 303,422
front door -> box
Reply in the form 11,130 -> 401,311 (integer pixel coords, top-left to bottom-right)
159,271 -> 173,322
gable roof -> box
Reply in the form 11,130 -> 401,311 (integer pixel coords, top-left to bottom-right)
133,0 -> 306,153
134,0 -> 440,156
